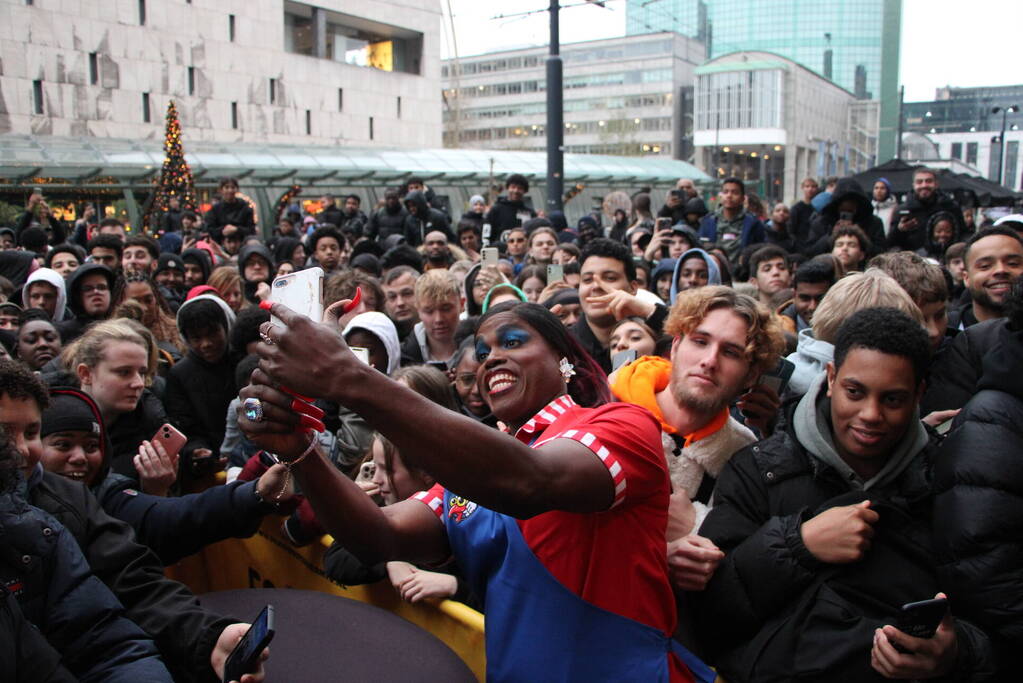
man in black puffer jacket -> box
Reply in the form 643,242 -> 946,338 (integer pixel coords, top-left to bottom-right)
693,308 -> 995,682
933,289 -> 1023,680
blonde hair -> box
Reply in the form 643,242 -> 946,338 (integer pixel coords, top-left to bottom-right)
811,269 -> 923,344
208,266 -> 241,291
413,269 -> 460,306
665,285 -> 786,378
61,318 -> 156,386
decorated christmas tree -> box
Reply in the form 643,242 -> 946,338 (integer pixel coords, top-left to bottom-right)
146,100 -> 197,233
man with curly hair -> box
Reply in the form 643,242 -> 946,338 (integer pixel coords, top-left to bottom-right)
610,286 -> 785,593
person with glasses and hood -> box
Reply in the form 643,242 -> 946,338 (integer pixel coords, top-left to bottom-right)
56,262 -> 115,343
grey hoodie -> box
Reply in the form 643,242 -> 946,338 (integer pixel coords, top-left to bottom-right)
22,267 -> 67,322
785,328 -> 834,397
669,248 -> 722,304
793,374 -> 928,491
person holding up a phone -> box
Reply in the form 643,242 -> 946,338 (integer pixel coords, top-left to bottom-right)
241,299 -> 716,682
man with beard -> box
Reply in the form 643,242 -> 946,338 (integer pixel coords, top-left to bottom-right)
399,270 -> 460,367
948,227 -> 1023,329
610,287 -> 785,592
888,167 -> 965,253
421,230 -> 455,271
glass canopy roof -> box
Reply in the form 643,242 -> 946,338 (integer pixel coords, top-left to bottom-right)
0,134 -> 711,185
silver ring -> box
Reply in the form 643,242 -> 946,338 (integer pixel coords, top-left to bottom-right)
243,397 -> 265,422
259,331 -> 275,345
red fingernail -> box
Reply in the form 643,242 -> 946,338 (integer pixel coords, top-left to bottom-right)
259,300 -> 272,311
291,398 -> 324,419
342,286 -> 363,313
299,414 -> 325,432
280,385 -> 314,403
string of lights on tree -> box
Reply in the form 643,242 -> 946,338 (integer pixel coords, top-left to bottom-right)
145,100 -> 197,232
274,184 -> 303,223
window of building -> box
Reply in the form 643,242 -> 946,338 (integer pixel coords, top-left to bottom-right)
1007,140 -> 1020,189
369,116 -> 374,140
967,141 -> 978,166
89,53 -> 98,85
338,88 -> 344,111
142,92 -> 151,123
306,109 -> 312,135
269,78 -> 277,104
229,14 -> 236,41
32,80 -> 43,114
138,0 -> 146,25
284,1 -> 423,74
950,142 -> 962,160
231,102 -> 239,129
188,66 -> 195,95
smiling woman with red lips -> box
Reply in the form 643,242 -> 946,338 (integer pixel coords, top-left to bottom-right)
241,300 -> 714,682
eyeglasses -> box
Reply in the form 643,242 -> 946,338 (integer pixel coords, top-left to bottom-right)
455,373 -> 477,389
81,284 -> 109,294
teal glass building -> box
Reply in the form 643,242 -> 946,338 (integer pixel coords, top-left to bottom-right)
626,0 -> 903,160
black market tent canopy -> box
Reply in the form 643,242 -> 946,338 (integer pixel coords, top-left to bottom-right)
852,159 -> 1021,206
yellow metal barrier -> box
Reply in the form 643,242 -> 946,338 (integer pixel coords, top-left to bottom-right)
165,517 -> 487,681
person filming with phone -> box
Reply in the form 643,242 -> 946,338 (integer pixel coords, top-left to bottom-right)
239,298 -> 716,682
690,308 -> 994,681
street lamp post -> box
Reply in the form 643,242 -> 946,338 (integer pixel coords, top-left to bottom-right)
992,105 -> 1019,186
545,0 -> 564,213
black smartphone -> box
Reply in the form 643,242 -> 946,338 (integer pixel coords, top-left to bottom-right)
611,349 -> 638,372
894,597 -> 947,649
223,605 -> 275,683
670,189 -> 684,200
839,211 -> 855,222
655,217 -> 672,232
759,358 -> 795,395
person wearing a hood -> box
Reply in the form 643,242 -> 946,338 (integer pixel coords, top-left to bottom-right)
55,263 -> 114,343
917,211 -> 959,261
331,312 -> 401,474
38,386 -> 295,566
165,294 -> 237,476
805,177 -> 885,257
650,258 -> 677,303
693,308 -> 991,682
154,253 -> 187,312
237,241 -> 274,304
482,173 -> 536,232
272,236 -> 306,272
872,178 -> 897,236
697,178 -> 766,264
669,248 -> 722,304
0,359 -> 269,683
366,188 -> 409,242
607,208 -> 630,243
0,248 -> 38,290
21,267 -> 67,324
403,190 -> 452,247
683,197 -> 708,231
180,247 -> 212,289
785,270 -> 922,397
888,167 -> 965,253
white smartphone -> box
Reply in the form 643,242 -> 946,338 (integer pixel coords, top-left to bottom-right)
481,247 -> 499,268
350,346 -> 370,365
269,267 -> 324,327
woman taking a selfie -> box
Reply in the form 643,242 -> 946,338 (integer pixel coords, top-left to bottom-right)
240,300 -> 713,683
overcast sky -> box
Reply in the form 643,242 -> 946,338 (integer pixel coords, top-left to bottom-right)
441,0 -> 1023,103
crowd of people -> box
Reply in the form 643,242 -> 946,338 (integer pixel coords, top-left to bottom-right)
0,166 -> 1021,681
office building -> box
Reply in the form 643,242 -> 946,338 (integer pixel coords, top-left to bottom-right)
626,0 -> 902,160
693,51 -> 878,202
0,0 -> 443,147
441,33 -> 706,159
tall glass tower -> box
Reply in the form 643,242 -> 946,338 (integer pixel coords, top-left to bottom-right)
627,0 -> 902,159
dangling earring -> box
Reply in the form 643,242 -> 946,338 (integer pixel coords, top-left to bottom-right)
559,357 -> 576,382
